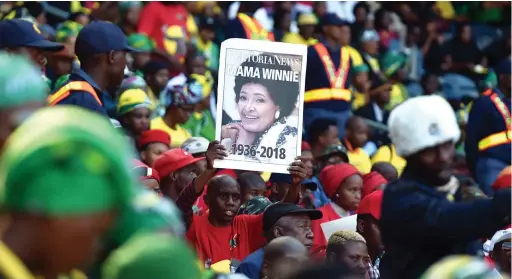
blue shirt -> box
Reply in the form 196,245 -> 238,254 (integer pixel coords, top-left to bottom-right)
53,69 -> 108,117
235,248 -> 263,279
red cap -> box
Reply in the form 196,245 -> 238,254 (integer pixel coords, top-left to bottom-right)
301,141 -> 311,151
138,129 -> 171,149
362,171 -> 388,198
357,190 -> 383,220
492,166 -> 511,191
319,163 -> 360,198
131,159 -> 161,183
152,149 -> 204,179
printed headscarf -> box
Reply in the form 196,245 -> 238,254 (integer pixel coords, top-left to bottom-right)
117,89 -> 152,115
127,33 -> 156,52
56,20 -> 83,43
160,75 -> 204,109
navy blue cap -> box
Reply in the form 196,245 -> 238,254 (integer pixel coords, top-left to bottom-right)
198,16 -> 216,29
495,59 -> 511,75
75,21 -> 137,56
268,173 -> 318,191
320,13 -> 348,27
0,19 -> 63,51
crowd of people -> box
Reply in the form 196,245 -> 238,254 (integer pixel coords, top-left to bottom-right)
0,1 -> 511,279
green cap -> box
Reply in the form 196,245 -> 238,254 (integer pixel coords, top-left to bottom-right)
0,106 -> 137,216
238,196 -> 272,215
0,53 -> 47,109
108,188 -> 185,245
101,233 -> 202,279
317,144 -> 349,162
127,33 -> 155,52
380,51 -> 406,77
56,20 -> 83,43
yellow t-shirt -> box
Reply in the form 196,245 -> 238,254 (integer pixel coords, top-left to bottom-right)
151,117 -> 191,148
345,46 -> 364,68
371,144 -> 407,176
347,149 -> 372,174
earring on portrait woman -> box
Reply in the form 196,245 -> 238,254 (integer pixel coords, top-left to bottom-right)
274,110 -> 280,119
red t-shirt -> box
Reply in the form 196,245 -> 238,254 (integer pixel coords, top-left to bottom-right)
137,2 -> 188,48
311,203 -> 351,257
186,211 -> 266,265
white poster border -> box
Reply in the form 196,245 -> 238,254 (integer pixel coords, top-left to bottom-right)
214,39 -> 307,174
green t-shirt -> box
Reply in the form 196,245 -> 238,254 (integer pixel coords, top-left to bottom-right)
183,110 -> 215,141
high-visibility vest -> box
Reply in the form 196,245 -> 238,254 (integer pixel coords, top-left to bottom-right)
304,43 -> 351,103
237,13 -> 274,41
478,89 -> 511,151
47,81 -> 102,107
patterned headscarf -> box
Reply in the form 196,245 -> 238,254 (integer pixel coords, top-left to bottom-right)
160,76 -> 204,109
56,20 -> 83,43
238,196 -> 272,215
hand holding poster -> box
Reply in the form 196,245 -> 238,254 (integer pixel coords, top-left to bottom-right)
214,39 -> 307,173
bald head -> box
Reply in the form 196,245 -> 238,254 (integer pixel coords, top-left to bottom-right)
346,116 -> 366,131
264,236 -> 308,261
206,174 -> 239,196
262,237 -> 309,279
371,162 -> 398,181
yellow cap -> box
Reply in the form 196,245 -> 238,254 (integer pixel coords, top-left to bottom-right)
117,89 -> 152,115
298,14 -> 318,26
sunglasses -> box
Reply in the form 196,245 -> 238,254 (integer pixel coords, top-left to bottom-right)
502,242 -> 511,250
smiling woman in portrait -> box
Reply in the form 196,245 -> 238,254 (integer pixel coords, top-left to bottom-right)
221,53 -> 301,164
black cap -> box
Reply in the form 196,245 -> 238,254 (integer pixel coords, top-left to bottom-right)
198,16 -> 216,30
263,202 -> 322,231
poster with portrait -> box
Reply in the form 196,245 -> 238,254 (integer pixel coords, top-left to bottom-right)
214,39 -> 307,174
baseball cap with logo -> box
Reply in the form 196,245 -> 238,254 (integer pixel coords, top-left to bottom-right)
152,149 -> 204,178
489,228 -> 512,252
181,137 -> 209,155
263,202 -> 322,231
75,20 -> 137,56
0,19 -> 64,51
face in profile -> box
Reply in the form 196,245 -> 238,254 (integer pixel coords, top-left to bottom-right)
237,83 -> 280,133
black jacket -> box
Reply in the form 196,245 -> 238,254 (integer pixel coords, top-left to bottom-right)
379,170 -> 511,279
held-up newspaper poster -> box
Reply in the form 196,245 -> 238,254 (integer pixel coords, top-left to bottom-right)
214,39 -> 307,173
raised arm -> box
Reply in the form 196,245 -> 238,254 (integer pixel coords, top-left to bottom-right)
282,156 -> 308,204
176,141 -> 227,227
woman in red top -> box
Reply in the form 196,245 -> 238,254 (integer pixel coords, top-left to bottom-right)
311,163 -> 363,256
